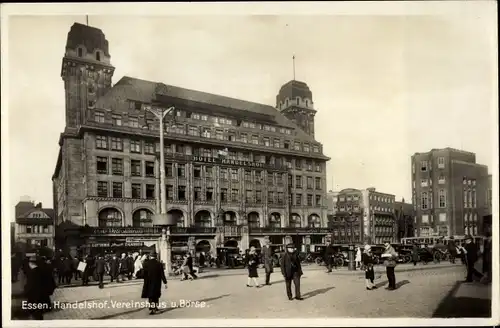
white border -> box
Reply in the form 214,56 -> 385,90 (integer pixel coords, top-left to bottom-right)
1,1 -> 498,327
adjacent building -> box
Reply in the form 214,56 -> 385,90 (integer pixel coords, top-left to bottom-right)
330,188 -> 396,244
14,199 -> 55,250
53,23 -> 331,257
394,198 -> 415,241
411,148 -> 490,237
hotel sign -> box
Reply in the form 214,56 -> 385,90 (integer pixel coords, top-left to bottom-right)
165,153 -> 287,171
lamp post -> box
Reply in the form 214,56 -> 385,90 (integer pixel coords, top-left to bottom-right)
142,103 -> 176,276
345,211 -> 358,271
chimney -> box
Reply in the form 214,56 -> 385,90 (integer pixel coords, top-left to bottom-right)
36,202 -> 42,208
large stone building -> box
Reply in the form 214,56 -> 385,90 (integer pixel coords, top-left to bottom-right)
53,23 -> 330,257
14,199 -> 55,251
394,198 -> 415,241
329,188 -> 396,245
411,148 -> 490,237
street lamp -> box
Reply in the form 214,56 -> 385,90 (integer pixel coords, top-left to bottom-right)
345,211 -> 358,271
142,103 -> 176,276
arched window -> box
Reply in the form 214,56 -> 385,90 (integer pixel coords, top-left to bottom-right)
96,51 -> 101,61
308,214 -> 321,228
248,212 -> 260,228
194,211 -> 212,228
98,208 -> 122,227
77,47 -> 83,57
132,209 -> 153,227
289,213 -> 301,228
269,213 -> 281,228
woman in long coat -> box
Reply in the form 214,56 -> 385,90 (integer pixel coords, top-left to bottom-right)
246,247 -> 261,288
141,252 -> 167,315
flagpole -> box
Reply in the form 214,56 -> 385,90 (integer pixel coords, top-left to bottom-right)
292,55 -> 296,80
86,15 -> 89,26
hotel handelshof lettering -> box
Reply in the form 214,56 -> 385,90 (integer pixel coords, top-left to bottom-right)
53,23 -> 331,257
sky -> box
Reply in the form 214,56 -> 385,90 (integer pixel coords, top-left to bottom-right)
2,2 -> 497,217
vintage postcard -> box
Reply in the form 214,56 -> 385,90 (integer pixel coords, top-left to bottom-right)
1,1 -> 498,327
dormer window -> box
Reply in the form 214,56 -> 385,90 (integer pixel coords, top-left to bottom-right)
286,99 -> 289,107
96,51 -> 101,61
296,98 -> 300,105
77,48 -> 83,57
305,100 -> 309,107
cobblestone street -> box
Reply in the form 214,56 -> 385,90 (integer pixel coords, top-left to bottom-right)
11,263 -> 491,320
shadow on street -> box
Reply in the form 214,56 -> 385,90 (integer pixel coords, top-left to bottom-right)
432,281 -> 491,318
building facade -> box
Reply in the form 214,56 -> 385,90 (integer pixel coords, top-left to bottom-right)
53,23 -> 331,257
14,200 -> 55,250
394,199 -> 415,241
330,188 -> 396,245
411,148 -> 490,237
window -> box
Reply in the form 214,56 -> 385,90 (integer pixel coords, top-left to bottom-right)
112,158 -> 123,175
144,141 -> 155,154
422,214 -> 429,223
290,214 -> 301,228
164,163 -> 173,177
251,135 -> 259,145
306,161 -> 313,171
206,187 -> 214,201
96,135 -> 108,149
295,176 -> 302,188
130,140 -> 141,153
146,184 -> 155,199
174,164 -> 184,177
245,170 -> 251,181
268,172 -> 274,185
193,187 -> 201,201
277,174 -> 283,184
315,177 -> 321,190
220,188 -> 228,202
273,139 -> 280,148
96,157 -> 108,174
421,179 -> 428,187
94,112 -> 105,123
256,191 -> 262,203
295,159 -> 301,170
467,190 -> 472,208
193,166 -> 201,178
294,142 -> 301,151
77,47 -> 83,57
112,182 -> 123,198
421,192 -> 428,210
96,51 -> 101,61
438,189 -> 446,208
255,171 -> 262,183
142,161 -> 154,177
295,194 -> 302,206
421,161 -> 428,172
97,181 -> 108,197
263,137 -> 270,147
188,126 -> 199,137
463,189 -> 468,208
231,168 -> 238,181
304,144 -> 310,152
267,191 -> 274,204
307,177 -> 313,189
439,213 -> 447,223
112,115 -> 122,126
132,184 -> 142,199
205,166 -> 213,178
202,128 -> 211,138
246,190 -> 253,203
438,176 -> 446,184
177,186 -> 186,201
276,192 -> 284,205
315,195 -> 321,206
240,133 -> 248,143
437,157 -> 445,169
220,167 -> 228,180
284,141 -> 290,149
472,190 -> 476,208
231,189 -> 239,202
128,117 -> 139,128
307,194 -> 313,206
131,160 -> 141,176
312,145 -> 319,153
216,130 -> 224,140
110,137 -> 123,151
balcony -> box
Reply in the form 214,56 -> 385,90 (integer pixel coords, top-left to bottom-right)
249,227 -> 331,234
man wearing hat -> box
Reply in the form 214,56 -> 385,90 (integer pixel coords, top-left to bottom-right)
262,238 -> 274,285
463,235 -> 482,282
382,241 -> 398,290
280,243 -> 303,301
95,254 -> 106,289
141,251 -> 167,315
23,255 -> 55,320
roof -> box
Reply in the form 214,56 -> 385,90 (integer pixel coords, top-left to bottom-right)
276,80 -> 313,105
66,23 -> 110,56
95,76 -> 320,144
15,202 -> 55,219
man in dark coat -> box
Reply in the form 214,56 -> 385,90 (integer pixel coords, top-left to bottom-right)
463,235 -> 483,282
109,254 -> 119,283
262,238 -> 274,285
126,253 -> 135,280
95,254 -> 106,289
447,237 -> 457,264
280,243 -> 303,301
324,243 -> 334,273
141,252 -> 167,315
56,256 -> 65,285
118,253 -> 128,283
73,256 -> 81,280
63,256 -> 73,284
82,255 -> 94,286
24,256 -> 56,320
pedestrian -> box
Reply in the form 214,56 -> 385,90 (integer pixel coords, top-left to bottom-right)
280,243 -> 303,301
133,255 -> 143,279
355,247 -> 362,269
56,256 -> 65,285
412,244 -> 419,266
82,256 -> 93,286
447,237 -> 457,264
362,245 -> 377,290
109,254 -> 119,282
141,251 -> 167,315
127,253 -> 135,280
23,256 -> 56,320
245,247 -> 261,287
63,256 -> 73,284
73,257 -> 81,280
382,241 -> 398,290
118,253 -> 128,283
95,254 -> 106,289
199,252 -> 206,268
463,235 -> 482,282
262,239 -> 274,285
324,243 -> 334,273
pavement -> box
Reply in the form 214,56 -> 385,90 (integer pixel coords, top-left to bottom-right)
9,262 -> 492,320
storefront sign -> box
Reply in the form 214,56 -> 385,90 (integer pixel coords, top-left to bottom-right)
86,227 -> 216,236
192,156 -> 268,169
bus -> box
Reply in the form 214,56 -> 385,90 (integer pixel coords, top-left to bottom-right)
401,235 -> 485,248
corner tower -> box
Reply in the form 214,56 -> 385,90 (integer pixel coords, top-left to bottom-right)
276,80 -> 317,137
61,23 -> 115,128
